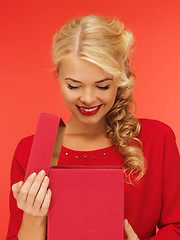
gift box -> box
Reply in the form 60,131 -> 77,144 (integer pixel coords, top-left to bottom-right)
25,112 -> 124,240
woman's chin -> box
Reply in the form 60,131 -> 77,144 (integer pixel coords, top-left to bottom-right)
76,115 -> 106,126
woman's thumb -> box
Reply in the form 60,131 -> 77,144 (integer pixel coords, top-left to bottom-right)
12,181 -> 23,199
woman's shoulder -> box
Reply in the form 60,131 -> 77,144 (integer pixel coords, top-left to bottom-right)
137,117 -> 175,139
15,135 -> 34,154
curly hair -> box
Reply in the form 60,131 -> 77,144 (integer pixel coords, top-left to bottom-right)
51,14 -> 147,185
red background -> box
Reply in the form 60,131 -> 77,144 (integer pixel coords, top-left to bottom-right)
1,0 -> 180,238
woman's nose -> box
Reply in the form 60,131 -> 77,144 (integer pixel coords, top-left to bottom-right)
79,88 -> 97,106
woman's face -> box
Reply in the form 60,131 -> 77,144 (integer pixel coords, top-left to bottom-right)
58,55 -> 118,126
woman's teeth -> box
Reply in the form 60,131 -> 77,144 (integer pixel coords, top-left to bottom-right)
80,106 -> 98,112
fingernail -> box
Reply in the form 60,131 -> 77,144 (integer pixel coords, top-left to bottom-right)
19,181 -> 23,187
125,219 -> 128,225
44,176 -> 49,182
40,170 -> 45,176
31,172 -> 37,178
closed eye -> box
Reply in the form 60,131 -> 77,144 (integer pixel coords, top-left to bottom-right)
98,85 -> 110,90
67,84 -> 110,90
67,84 -> 79,89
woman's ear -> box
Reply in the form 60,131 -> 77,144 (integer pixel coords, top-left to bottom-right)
53,69 -> 58,79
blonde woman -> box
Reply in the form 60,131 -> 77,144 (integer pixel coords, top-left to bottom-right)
6,15 -> 180,240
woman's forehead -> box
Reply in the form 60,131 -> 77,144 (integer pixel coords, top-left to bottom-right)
59,56 -> 113,80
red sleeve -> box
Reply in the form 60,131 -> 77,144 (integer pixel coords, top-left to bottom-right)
6,135 -> 48,240
148,126 -> 180,239
6,139 -> 25,240
6,136 -> 36,239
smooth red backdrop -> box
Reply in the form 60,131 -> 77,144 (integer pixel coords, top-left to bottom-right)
1,0 -> 180,238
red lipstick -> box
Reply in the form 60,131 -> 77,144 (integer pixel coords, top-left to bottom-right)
76,104 -> 103,116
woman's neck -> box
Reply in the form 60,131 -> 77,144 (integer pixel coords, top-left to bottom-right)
64,116 -> 108,138
62,116 -> 112,150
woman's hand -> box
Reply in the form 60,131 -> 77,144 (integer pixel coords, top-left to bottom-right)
12,170 -> 52,217
124,219 -> 140,240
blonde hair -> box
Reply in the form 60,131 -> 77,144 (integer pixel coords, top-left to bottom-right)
51,14 -> 147,185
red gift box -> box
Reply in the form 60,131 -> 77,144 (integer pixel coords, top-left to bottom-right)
25,112 -> 124,240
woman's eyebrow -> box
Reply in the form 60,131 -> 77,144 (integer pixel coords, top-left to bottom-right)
65,77 -> 113,83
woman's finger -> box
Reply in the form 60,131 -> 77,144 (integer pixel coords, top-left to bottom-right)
40,188 -> 52,216
12,181 -> 23,199
25,170 -> 46,207
17,172 -> 37,204
33,175 -> 50,210
124,219 -> 139,240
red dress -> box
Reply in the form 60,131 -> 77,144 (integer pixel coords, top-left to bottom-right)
6,118 -> 180,239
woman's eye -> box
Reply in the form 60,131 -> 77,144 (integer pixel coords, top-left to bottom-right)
97,85 -> 110,90
67,84 -> 79,89
67,84 -> 110,90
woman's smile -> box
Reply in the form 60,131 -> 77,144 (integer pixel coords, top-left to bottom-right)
76,104 -> 103,110
76,104 -> 103,116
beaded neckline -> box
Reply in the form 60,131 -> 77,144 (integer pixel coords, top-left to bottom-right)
61,144 -> 116,153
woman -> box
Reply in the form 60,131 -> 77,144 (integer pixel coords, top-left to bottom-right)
6,14 -> 180,239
